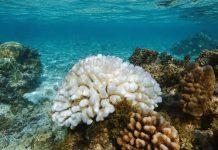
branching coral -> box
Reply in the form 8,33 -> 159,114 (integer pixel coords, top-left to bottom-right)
52,55 -> 162,129
179,63 -> 216,117
117,110 -> 180,150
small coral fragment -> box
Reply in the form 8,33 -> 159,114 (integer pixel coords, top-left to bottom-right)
117,110 -> 180,150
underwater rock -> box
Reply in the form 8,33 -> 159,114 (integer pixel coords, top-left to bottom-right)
179,63 -> 216,117
0,42 -> 42,104
117,110 -> 180,150
170,32 -> 218,57
52,54 -> 162,129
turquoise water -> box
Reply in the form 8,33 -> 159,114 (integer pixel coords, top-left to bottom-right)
1,1 -> 218,149
1,0 -> 218,103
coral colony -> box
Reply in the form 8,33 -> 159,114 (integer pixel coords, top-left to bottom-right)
179,63 -> 216,117
2,42 -> 218,149
117,111 -> 180,150
52,54 -> 162,129
0,42 -> 42,104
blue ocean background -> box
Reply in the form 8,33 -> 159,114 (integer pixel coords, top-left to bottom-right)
0,0 -> 218,102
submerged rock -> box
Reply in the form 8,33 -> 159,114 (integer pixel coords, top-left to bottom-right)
0,42 -> 42,104
170,32 -> 218,57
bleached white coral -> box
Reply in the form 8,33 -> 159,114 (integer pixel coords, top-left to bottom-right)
52,54 -> 162,129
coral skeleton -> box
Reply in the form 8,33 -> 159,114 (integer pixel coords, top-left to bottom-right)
52,54 -> 162,129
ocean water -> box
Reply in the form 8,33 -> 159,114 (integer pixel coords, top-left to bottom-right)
1,1 -> 218,91
0,0 -> 218,149
1,1 -> 218,102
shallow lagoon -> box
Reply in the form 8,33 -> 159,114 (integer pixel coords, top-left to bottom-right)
1,1 -> 218,150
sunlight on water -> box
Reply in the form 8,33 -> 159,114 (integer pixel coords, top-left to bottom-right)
0,0 -> 218,23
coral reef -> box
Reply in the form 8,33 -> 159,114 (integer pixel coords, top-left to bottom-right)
195,48 -> 218,77
179,63 -> 216,117
170,32 -> 218,57
128,47 -> 218,149
0,42 -> 42,104
129,48 -> 158,66
117,110 -> 180,150
129,48 -> 186,90
52,54 -> 162,129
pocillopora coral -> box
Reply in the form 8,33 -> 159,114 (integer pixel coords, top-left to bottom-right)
52,55 -> 162,129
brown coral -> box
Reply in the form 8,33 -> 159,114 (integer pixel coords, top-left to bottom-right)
195,48 -> 218,77
129,48 -> 187,90
117,111 -> 180,150
129,48 -> 158,66
179,63 -> 216,117
142,60 -> 185,90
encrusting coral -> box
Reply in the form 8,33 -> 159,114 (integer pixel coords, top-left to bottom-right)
52,54 -> 162,129
117,110 -> 180,150
179,63 -> 216,117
